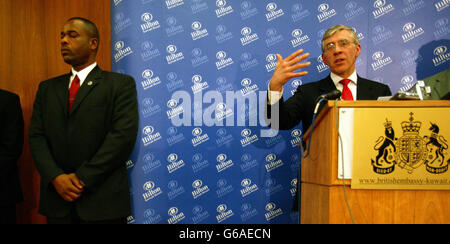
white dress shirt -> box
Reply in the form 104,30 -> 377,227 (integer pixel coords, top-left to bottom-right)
68,62 -> 98,89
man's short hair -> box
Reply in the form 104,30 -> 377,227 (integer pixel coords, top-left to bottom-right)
67,17 -> 100,49
321,25 -> 360,53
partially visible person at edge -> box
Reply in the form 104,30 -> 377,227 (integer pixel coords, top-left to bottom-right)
0,89 -> 24,224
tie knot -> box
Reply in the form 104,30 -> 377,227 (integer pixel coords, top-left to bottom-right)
340,79 -> 351,87
73,75 -> 80,84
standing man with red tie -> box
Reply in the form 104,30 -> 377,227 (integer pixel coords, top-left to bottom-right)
29,17 -> 138,224
266,25 -> 392,213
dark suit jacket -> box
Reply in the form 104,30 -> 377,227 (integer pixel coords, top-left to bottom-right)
29,66 -> 138,221
267,75 -> 392,212
0,89 -> 24,206
268,75 -> 392,133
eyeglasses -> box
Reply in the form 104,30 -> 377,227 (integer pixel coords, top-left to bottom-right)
324,39 -> 354,52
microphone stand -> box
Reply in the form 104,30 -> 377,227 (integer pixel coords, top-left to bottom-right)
296,95 -> 339,223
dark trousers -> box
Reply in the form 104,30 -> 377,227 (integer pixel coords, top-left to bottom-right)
47,208 -> 127,224
0,205 -> 17,224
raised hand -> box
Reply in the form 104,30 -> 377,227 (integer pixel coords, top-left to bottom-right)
269,49 -> 311,92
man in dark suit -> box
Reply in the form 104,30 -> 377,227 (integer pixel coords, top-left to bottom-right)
267,25 -> 392,212
29,17 -> 138,224
0,89 -> 24,224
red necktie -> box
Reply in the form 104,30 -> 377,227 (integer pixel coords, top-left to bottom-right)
69,75 -> 80,112
340,79 -> 354,101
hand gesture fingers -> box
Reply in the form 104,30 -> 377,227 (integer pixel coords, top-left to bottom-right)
270,49 -> 311,91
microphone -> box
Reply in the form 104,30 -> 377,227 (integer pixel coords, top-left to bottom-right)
317,90 -> 342,101
314,90 -> 341,114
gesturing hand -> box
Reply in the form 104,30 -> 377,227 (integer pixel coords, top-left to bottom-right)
52,173 -> 84,202
269,49 -> 311,92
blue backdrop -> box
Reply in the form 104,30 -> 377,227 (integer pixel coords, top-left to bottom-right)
111,0 -> 450,224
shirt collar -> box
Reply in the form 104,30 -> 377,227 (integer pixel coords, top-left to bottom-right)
330,70 -> 358,87
70,62 -> 97,83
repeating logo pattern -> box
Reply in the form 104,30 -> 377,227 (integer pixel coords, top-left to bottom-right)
112,0 -> 450,224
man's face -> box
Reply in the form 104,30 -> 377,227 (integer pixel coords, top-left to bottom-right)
321,30 -> 361,78
60,20 -> 97,67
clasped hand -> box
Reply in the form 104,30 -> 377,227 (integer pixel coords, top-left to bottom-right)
52,173 -> 84,202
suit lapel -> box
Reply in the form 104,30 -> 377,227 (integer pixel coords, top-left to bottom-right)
356,76 -> 374,100
318,75 -> 337,94
69,66 -> 102,116
54,74 -> 70,116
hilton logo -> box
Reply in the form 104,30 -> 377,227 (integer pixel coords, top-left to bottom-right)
240,129 -> 259,147
402,0 -> 426,16
434,18 -> 450,39
166,99 -> 184,120
240,1 -> 258,20
290,129 -> 302,148
166,45 -> 184,64
240,78 -> 259,96
240,179 -> 259,197
191,74 -> 209,94
215,51 -> 234,70
141,125 -> 162,146
264,203 -> 283,221
166,0 -> 184,9
344,1 -> 365,21
216,204 -> 234,223
192,180 -> 210,199
240,27 -> 259,46
371,51 -> 392,71
167,207 -> 185,224
435,0 -> 450,12
432,45 -> 450,67
167,153 -> 185,174
265,54 -> 277,72
401,22 -> 424,43
114,41 -> 133,63
141,69 -> 161,90
191,128 -> 210,147
216,154 -> 234,173
140,13 -> 161,33
265,2 -> 284,21
192,153 -> 210,173
215,0 -> 234,18
317,3 -> 337,23
372,0 -> 395,19
191,21 -> 209,41
291,29 -> 310,48
265,154 -> 284,172
433,46 -> 450,67
142,181 -> 163,202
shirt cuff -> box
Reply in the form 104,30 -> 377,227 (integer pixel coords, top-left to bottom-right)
267,84 -> 283,105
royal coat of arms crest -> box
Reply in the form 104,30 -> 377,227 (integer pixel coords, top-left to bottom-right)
372,112 -> 449,175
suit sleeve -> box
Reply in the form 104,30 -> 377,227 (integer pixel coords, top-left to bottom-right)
384,84 -> 392,97
28,84 -> 64,183
0,94 -> 24,176
75,76 -> 138,188
267,87 -> 307,131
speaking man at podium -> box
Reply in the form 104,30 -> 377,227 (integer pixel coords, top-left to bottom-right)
267,25 -> 392,212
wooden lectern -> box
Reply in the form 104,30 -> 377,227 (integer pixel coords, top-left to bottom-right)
300,101 -> 450,224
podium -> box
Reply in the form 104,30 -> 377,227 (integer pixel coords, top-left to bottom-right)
300,101 -> 450,224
